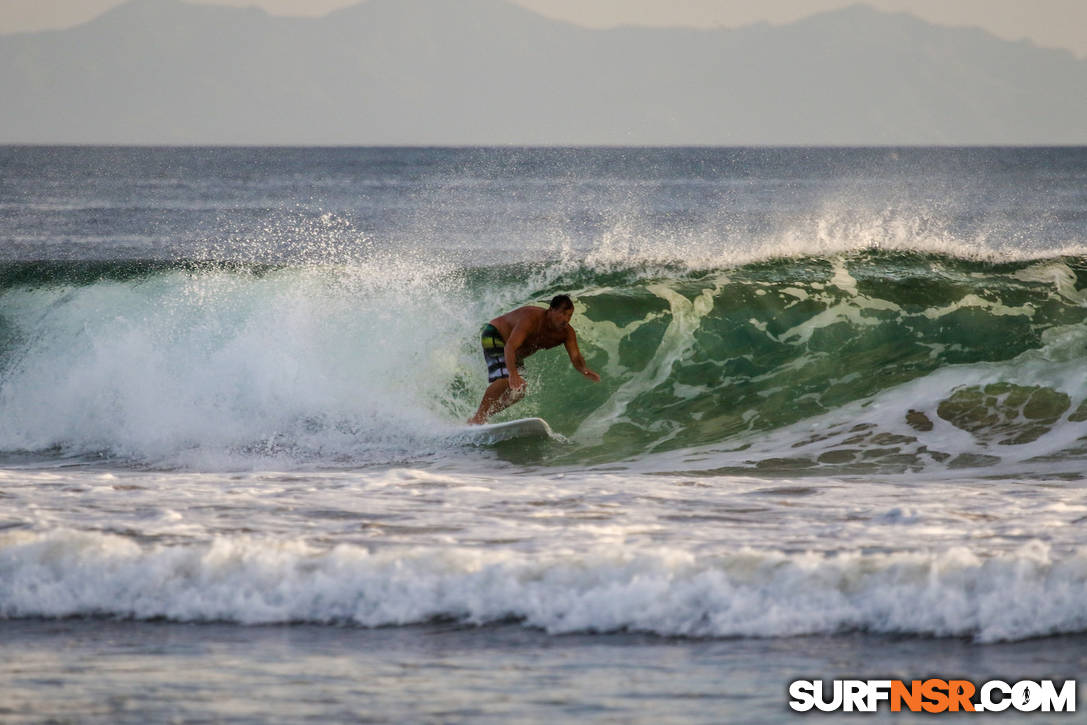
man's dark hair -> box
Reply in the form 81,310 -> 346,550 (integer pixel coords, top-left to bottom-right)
549,294 -> 574,311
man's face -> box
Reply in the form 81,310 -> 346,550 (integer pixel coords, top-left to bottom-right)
549,307 -> 574,328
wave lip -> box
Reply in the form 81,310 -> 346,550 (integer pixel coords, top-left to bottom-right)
2,530 -> 1085,643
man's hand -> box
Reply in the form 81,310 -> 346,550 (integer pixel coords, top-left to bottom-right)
582,369 -> 601,383
509,371 -> 527,393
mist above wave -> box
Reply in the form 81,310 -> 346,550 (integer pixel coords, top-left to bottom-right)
1,236 -> 1086,472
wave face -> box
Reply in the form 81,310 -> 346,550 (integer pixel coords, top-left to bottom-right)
2,251 -> 1087,473
2,529 -> 1085,643
541,251 -> 1087,474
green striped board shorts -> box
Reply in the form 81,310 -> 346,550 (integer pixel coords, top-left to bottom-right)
481,323 -> 524,383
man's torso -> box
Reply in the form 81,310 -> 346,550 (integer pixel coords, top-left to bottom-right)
489,307 -> 566,358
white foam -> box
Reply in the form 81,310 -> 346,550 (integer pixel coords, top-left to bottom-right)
2,529 -> 1085,643
0,260 -> 491,465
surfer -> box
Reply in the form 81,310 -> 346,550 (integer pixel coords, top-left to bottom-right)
468,294 -> 600,425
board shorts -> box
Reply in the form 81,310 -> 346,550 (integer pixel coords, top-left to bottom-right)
481,323 -> 524,383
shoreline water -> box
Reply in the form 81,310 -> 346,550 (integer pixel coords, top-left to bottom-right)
3,619 -> 1084,724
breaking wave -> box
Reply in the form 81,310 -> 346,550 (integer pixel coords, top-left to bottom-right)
2,249 -> 1087,473
2,529 -> 1085,643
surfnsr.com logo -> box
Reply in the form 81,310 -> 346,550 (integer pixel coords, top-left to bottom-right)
789,679 -> 1077,713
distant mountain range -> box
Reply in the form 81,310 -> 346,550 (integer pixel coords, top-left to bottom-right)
2,0 -> 1085,144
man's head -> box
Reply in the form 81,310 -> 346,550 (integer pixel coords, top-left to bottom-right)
549,294 -> 574,312
547,294 -> 575,327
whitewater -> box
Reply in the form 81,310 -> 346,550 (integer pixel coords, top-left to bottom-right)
2,146 -> 1086,723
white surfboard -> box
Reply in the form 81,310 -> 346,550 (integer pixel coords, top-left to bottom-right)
455,417 -> 554,444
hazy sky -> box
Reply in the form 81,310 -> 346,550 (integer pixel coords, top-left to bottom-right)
3,0 -> 1085,57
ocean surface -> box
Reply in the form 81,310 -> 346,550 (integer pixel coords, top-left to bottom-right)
2,146 -> 1087,723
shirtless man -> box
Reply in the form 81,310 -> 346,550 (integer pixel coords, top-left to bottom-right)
468,294 -> 601,425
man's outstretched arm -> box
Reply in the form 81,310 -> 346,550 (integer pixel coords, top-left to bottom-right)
565,328 -> 601,382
